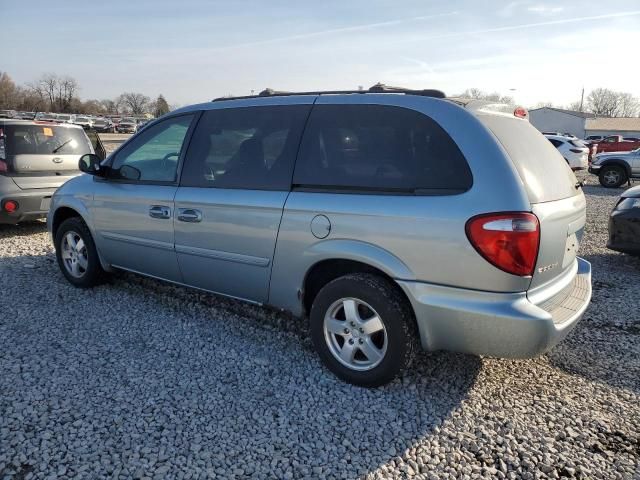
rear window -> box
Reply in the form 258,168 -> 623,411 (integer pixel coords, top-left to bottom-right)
1,125 -> 93,156
480,115 -> 578,203
293,104 -> 472,194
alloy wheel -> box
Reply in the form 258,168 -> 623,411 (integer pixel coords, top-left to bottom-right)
323,297 -> 388,371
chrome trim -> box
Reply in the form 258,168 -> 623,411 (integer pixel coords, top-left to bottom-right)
175,244 -> 270,267
101,231 -> 174,251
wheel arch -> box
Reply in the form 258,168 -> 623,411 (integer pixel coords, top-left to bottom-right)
50,202 -> 111,272
600,159 -> 632,177
301,258 -> 415,324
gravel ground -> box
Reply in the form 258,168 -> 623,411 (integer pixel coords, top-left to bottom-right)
0,176 -> 639,479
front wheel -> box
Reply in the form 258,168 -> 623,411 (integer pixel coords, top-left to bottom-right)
309,273 -> 416,387
55,217 -> 106,288
599,165 -> 627,188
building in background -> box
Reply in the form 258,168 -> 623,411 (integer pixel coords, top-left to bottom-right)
584,118 -> 640,138
529,107 -> 596,138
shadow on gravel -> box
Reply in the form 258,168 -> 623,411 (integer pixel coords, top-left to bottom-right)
0,220 -> 47,239
0,253 -> 482,479
547,250 -> 640,395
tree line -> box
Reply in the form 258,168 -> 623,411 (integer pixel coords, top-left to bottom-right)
458,88 -> 640,117
0,71 -> 171,117
532,88 -> 639,117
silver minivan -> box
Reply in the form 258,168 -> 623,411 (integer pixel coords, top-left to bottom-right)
48,86 -> 592,387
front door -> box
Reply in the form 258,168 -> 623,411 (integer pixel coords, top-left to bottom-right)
92,113 -> 196,282
174,102 -> 312,303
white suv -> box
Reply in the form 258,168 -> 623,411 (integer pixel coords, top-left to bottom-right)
545,134 -> 589,171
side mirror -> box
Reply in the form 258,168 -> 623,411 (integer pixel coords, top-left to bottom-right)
79,153 -> 103,176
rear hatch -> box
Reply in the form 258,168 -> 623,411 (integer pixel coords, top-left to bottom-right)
480,115 -> 585,290
0,123 -> 92,189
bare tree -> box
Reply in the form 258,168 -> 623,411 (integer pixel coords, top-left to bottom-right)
37,73 -> 58,111
566,101 -> 583,111
153,94 -> 170,117
100,99 -> 119,115
459,88 -> 514,105
58,76 -> 79,112
534,101 -> 555,108
617,92 -> 639,117
0,71 -> 18,109
118,92 -> 150,115
586,88 -> 640,117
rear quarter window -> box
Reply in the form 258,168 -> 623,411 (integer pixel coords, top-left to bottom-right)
293,104 -> 472,194
480,115 -> 578,203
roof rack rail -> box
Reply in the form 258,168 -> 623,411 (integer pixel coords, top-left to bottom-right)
212,83 -> 446,102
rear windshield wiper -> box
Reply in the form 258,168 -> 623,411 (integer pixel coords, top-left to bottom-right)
52,138 -> 73,153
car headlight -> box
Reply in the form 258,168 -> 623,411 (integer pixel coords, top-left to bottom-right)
616,197 -> 640,210
592,156 -> 603,165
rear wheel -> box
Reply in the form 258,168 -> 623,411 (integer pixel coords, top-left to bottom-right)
599,165 -> 627,188
309,273 -> 416,387
55,217 -> 106,288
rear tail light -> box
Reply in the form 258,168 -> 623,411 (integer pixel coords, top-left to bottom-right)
465,212 -> 540,276
0,160 -> 7,173
2,200 -> 18,213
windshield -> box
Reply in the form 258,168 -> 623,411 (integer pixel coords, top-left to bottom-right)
75,117 -> 88,122
122,118 -> 135,123
57,115 -> 70,120
2,125 -> 93,155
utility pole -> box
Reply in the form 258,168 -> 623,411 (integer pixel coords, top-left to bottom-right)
579,87 -> 585,112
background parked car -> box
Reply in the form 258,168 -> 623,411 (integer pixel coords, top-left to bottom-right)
91,118 -> 114,133
0,119 -> 94,224
589,148 -> 640,187
116,117 -> 137,133
545,134 -> 589,170
72,116 -> 93,130
55,114 -> 74,124
35,113 -> 58,122
584,135 -> 604,143
0,110 -> 17,119
592,135 -> 640,154
608,185 -> 640,255
135,119 -> 152,131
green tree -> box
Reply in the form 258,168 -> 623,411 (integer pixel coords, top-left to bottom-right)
154,94 -> 170,117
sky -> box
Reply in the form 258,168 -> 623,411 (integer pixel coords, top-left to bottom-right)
2,0 -> 640,108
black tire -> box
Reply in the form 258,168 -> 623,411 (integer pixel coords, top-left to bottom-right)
54,217 -> 106,288
309,273 -> 417,387
599,165 -> 627,188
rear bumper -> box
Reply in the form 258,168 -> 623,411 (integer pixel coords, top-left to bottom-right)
397,257 -> 592,358
0,188 -> 56,224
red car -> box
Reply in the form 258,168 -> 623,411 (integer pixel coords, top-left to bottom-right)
592,135 -> 640,154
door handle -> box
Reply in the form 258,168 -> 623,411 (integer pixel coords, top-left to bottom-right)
177,208 -> 203,223
149,205 -> 171,219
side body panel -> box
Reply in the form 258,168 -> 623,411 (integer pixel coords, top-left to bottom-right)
269,94 -> 531,316
174,188 -> 288,303
91,180 -> 181,281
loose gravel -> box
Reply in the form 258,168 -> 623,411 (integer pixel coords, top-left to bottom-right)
0,176 -> 639,479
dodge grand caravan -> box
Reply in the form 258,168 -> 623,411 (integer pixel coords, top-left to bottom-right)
0,120 -> 94,224
48,85 -> 592,387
